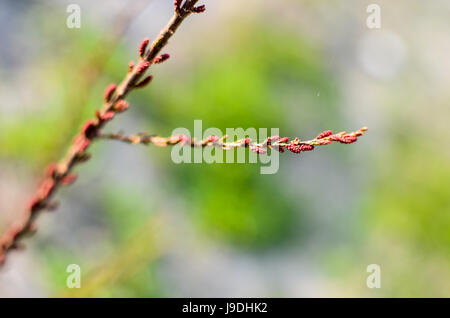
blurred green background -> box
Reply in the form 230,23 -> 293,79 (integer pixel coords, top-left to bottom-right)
0,0 -> 449,297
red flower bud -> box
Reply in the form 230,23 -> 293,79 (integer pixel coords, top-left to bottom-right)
82,120 -> 96,138
316,130 -> 333,139
206,135 -> 219,143
113,100 -> 129,112
153,54 -> 170,64
341,136 -> 358,144
329,135 -> 344,142
178,134 -> 191,145
101,111 -> 115,121
138,38 -> 150,58
104,83 -> 117,103
299,144 -> 314,151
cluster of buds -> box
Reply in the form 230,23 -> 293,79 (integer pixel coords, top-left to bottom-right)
101,127 -> 368,156
104,83 -> 117,103
175,0 -> 206,14
138,38 -> 150,58
129,38 -> 170,89
277,127 -> 368,154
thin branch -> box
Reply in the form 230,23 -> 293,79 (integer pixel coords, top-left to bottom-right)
100,127 -> 369,154
0,0 -> 204,265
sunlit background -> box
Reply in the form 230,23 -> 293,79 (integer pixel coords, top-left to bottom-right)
1,0 -> 449,297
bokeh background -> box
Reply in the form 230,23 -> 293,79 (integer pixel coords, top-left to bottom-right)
1,0 -> 449,297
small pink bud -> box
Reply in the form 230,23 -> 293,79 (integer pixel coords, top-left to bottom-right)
341,136 -> 358,144
101,111 -> 115,121
153,53 -> 170,64
135,75 -> 153,88
179,134 -> 191,145
82,120 -> 96,138
299,144 -> 314,151
136,61 -> 151,74
104,83 -> 117,103
138,38 -> 150,58
250,145 -> 267,154
316,130 -> 333,139
329,135 -> 344,142
206,135 -> 219,143
114,100 -> 129,112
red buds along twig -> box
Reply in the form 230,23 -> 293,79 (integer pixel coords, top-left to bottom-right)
99,127 -> 368,155
0,0 -> 205,265
104,83 -> 117,102
153,54 -> 170,64
113,100 -> 130,112
135,75 -> 153,88
136,60 -> 151,74
138,37 -> 150,58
